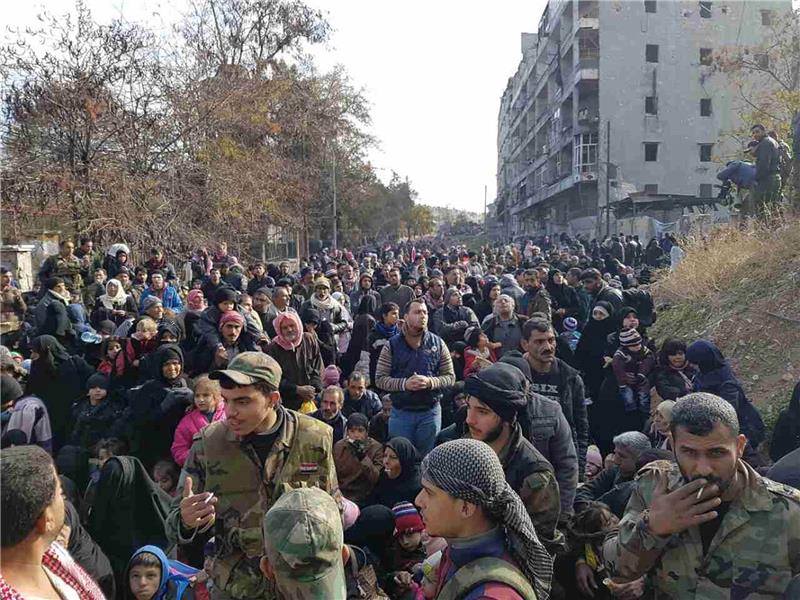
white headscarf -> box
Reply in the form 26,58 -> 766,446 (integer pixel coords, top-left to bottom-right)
99,279 -> 128,309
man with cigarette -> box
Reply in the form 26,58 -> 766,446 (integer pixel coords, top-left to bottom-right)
165,352 -> 340,600
604,393 -> 800,598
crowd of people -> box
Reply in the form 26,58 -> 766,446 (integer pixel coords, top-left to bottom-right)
1,233 -> 799,599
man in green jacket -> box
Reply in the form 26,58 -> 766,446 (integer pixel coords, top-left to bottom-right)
604,392 -> 800,598
165,352 -> 340,600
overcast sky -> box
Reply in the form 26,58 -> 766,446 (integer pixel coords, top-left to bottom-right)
5,0 -> 551,214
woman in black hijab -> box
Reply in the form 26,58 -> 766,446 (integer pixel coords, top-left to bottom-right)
26,335 -> 93,453
367,436 -> 422,509
127,344 -> 193,469
771,381 -> 800,462
340,295 -> 377,380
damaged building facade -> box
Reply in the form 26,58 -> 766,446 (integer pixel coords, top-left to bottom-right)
492,0 -> 790,240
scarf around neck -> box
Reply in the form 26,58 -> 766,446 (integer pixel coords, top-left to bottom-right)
310,293 -> 338,312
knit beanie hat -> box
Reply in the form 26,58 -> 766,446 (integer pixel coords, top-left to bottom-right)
322,364 -> 341,387
0,374 -> 23,404
392,501 -> 424,535
563,317 -> 578,332
86,373 -> 110,391
213,287 -> 237,306
341,497 -> 361,530
143,296 -> 162,311
219,311 -> 245,330
619,328 -> 642,347
314,276 -> 331,290
464,325 -> 483,348
346,412 -> 369,430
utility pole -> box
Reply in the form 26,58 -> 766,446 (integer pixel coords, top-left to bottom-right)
605,120 -> 611,238
484,185 -> 488,235
332,151 -> 337,250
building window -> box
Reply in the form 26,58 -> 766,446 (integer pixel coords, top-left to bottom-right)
646,44 -> 659,63
699,1 -> 712,18
699,143 -> 713,162
574,133 -> 599,173
700,98 -> 712,116
644,184 -> 659,194
700,48 -> 713,66
645,96 -> 658,115
699,183 -> 713,197
644,142 -> 659,162
645,0 -> 657,13
761,10 -> 773,26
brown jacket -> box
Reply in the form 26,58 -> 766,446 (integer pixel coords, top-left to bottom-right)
0,285 -> 26,332
333,436 -> 383,503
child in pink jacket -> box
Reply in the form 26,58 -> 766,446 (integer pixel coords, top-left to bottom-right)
171,375 -> 225,466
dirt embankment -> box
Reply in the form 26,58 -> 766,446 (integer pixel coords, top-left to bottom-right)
649,218 -> 800,431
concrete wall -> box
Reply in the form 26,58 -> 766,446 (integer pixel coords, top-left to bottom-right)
599,0 -> 790,203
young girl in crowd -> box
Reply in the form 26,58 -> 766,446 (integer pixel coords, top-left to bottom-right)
463,326 -> 500,378
171,375 -> 226,467
612,328 -> 655,425
114,318 -> 158,387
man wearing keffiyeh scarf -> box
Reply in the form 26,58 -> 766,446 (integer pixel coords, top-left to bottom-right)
0,446 -> 105,600
417,438 -> 553,600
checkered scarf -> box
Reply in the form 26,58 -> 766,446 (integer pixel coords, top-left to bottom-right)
0,542 -> 105,600
421,438 -> 553,600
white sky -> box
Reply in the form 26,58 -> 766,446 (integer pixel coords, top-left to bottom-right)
4,0 -> 549,214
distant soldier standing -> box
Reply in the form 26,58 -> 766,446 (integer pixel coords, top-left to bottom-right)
604,393 -> 800,598
165,352 -> 340,600
38,239 -> 84,292
748,124 -> 782,219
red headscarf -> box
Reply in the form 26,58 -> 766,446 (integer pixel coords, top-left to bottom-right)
271,311 -> 303,351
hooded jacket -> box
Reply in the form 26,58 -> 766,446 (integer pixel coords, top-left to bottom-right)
499,274 -> 525,309
770,381 -> 800,462
126,545 -> 199,600
171,400 -> 226,466
367,436 -> 422,509
686,340 -> 766,447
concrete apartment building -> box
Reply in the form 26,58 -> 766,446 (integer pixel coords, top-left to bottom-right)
493,0 -> 791,240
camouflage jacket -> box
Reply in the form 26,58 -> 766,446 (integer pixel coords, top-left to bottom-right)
39,255 -> 84,291
166,407 -> 340,600
603,459 -> 800,599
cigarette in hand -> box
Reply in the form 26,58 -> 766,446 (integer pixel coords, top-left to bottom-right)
204,493 -> 215,505
696,486 -> 704,500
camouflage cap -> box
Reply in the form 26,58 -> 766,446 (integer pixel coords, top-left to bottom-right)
210,351 -> 281,388
262,487 -> 346,599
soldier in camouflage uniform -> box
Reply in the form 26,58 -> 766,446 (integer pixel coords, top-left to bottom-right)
165,352 -> 340,600
604,393 -> 800,599
461,363 -> 564,555
259,486 -> 347,599
38,240 -> 84,292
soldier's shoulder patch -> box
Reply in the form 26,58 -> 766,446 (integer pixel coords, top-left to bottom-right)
635,459 -> 675,480
764,477 -> 800,505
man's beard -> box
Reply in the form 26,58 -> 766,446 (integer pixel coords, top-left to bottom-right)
678,463 -> 734,495
472,420 -> 505,444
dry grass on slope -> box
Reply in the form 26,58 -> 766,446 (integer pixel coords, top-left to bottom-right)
649,217 -> 800,429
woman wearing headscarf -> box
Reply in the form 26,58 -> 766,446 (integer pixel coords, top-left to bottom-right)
770,381 -> 800,462
25,335 -> 93,453
575,301 -> 616,403
265,310 -> 323,411
366,436 -> 422,509
126,344 -> 193,469
685,339 -> 766,452
90,279 -> 138,328
652,338 -> 697,401
419,439 -> 552,600
340,295 -> 377,381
